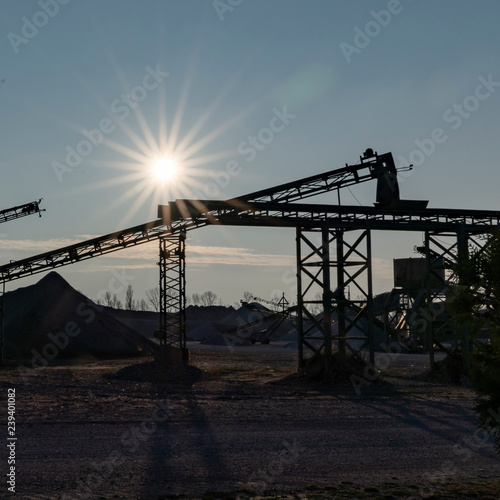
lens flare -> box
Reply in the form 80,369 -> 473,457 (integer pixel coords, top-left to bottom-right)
151,155 -> 178,182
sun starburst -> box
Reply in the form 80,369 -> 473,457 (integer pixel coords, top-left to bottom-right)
151,155 -> 178,182
65,58 -> 254,229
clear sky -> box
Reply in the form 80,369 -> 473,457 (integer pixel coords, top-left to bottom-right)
1,0 -> 500,306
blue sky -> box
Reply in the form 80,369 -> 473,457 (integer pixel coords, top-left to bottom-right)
1,0 -> 500,306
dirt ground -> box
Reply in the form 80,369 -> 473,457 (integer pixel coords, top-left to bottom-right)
1,345 -> 500,500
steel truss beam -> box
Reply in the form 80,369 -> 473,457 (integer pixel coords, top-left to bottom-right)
158,233 -> 186,357
165,200 -> 500,233
2,200 -> 500,285
0,199 -> 44,225
297,227 -> 374,372
232,151 -> 396,204
0,219 -> 167,283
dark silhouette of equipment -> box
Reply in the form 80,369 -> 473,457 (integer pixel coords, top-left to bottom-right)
252,293 -> 289,314
0,199 -> 45,224
0,150 -> 419,282
0,150 -> 494,371
0,198 -> 45,363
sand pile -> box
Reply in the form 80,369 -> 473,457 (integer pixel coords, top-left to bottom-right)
3,272 -> 155,359
200,332 -> 251,347
185,305 -> 235,341
107,360 -> 205,384
105,307 -> 159,340
186,305 -> 234,323
107,306 -> 235,342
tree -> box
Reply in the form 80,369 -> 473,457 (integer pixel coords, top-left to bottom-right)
103,290 -> 113,307
145,287 -> 160,312
104,292 -> 121,309
125,284 -> 136,310
451,232 -> 500,450
242,291 -> 254,303
139,298 -> 149,311
200,290 -> 218,306
191,293 -> 201,306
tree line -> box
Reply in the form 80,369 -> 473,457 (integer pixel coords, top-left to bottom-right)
94,287 -> 293,312
94,285 -> 227,311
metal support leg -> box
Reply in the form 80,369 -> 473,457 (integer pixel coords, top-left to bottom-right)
418,229 -> 482,370
424,232 -> 435,370
336,229 -> 346,356
0,281 -> 4,365
296,227 -> 333,368
457,226 -> 471,370
296,227 -> 304,372
297,227 -> 375,372
158,231 -> 187,363
322,227 -> 333,371
366,230 -> 374,366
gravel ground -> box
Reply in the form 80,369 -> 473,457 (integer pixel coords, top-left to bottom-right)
1,346 -> 499,499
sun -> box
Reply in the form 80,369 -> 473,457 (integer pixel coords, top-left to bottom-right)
75,64 -> 255,228
151,155 -> 178,182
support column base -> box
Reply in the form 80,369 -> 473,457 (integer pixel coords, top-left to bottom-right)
154,345 -> 189,366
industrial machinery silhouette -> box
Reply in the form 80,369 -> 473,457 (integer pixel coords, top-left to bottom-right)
0,199 -> 44,225
0,152 -> 497,370
0,199 -> 45,362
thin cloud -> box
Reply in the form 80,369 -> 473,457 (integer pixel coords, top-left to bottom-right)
0,237 -> 393,273
0,238 -> 81,251
0,237 -> 295,268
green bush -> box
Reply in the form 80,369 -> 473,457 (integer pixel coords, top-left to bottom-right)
451,232 -> 500,450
